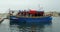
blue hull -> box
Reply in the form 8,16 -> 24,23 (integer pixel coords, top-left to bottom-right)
10,16 -> 52,25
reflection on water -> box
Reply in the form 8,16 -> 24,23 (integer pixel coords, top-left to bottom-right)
10,22 -> 52,32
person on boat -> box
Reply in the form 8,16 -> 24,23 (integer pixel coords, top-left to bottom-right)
9,11 -> 14,16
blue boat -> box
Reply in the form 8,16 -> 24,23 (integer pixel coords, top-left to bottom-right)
9,9 -> 52,25
10,16 -> 52,25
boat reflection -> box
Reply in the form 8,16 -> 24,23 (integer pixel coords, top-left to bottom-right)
10,21 -> 52,32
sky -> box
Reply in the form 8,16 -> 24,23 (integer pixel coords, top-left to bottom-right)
0,0 -> 60,13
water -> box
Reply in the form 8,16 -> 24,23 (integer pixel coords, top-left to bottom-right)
0,17 -> 60,32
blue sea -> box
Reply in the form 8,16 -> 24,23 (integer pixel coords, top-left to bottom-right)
0,17 -> 60,32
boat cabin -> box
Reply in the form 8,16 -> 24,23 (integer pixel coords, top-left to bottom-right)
9,9 -> 44,17
17,9 -> 44,17
29,9 -> 44,16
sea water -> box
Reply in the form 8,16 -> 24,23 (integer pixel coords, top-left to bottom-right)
0,17 -> 60,32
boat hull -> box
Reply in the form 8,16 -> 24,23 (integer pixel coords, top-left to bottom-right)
10,16 -> 52,25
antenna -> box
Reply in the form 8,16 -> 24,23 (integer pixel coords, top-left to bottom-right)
38,4 -> 41,10
8,8 -> 11,12
39,4 -> 44,11
8,8 -> 10,13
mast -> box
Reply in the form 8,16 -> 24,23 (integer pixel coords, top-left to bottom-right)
38,4 -> 44,11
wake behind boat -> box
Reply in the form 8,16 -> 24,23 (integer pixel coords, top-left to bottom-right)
0,18 -> 5,23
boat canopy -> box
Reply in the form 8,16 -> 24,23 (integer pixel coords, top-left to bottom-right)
29,9 -> 44,16
29,9 -> 37,14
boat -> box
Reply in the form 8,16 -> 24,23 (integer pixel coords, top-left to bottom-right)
9,9 -> 52,25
